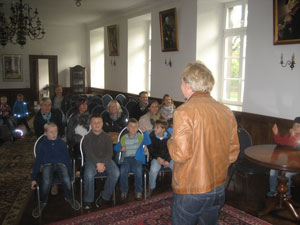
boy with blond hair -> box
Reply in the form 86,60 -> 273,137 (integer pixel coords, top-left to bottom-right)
114,118 -> 151,201
31,122 -> 79,218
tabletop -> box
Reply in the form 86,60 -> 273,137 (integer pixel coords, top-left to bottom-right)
244,144 -> 300,172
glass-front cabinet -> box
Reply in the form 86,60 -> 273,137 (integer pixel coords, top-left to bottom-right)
70,65 -> 88,94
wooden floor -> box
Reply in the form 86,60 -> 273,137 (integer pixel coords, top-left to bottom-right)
18,171 -> 300,225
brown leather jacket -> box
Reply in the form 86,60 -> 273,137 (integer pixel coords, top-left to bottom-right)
168,92 -> 240,194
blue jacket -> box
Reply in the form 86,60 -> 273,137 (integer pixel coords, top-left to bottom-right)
114,131 -> 151,165
31,137 -> 72,180
13,101 -> 29,118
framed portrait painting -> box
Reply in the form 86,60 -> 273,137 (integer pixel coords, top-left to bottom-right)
107,25 -> 119,56
2,54 -> 23,81
159,8 -> 179,52
274,0 -> 300,45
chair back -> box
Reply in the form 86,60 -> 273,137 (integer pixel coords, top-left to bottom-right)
102,94 -> 113,107
91,105 -> 106,115
66,107 -> 77,121
34,135 -> 46,158
90,96 -> 103,105
237,124 -> 252,161
115,94 -> 127,106
125,100 -> 138,118
121,106 -> 129,121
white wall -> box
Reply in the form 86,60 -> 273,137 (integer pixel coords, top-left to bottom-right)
243,0 -> 300,120
196,1 -> 223,100
0,24 -> 87,89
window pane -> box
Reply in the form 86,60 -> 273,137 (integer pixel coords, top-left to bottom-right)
224,58 -> 240,78
223,79 -> 240,101
225,36 -> 240,57
226,5 -> 242,29
244,4 -> 248,27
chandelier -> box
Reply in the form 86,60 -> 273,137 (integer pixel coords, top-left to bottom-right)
0,0 -> 45,47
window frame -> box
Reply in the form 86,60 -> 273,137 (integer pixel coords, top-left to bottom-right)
221,0 -> 248,106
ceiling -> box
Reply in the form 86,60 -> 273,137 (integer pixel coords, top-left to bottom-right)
1,0 -> 175,26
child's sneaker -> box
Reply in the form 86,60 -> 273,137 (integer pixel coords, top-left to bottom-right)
32,202 -> 47,218
135,192 -> 142,201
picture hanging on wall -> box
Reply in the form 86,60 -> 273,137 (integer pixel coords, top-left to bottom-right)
107,25 -> 119,56
159,8 -> 179,51
273,0 -> 300,45
2,54 -> 23,81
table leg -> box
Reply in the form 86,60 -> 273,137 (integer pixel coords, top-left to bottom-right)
258,171 -> 300,220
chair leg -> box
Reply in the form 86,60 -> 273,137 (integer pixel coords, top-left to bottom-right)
225,169 -> 235,191
80,178 -> 83,208
113,188 -> 116,205
36,185 -> 41,216
144,172 -> 147,200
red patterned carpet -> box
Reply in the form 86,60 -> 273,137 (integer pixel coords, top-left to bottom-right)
50,192 -> 271,225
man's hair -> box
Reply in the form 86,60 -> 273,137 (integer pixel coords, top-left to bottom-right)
44,122 -> 57,132
107,100 -> 122,113
155,119 -> 169,130
90,113 -> 102,121
17,93 -> 23,98
182,61 -> 215,93
139,91 -> 148,97
128,118 -> 138,125
40,97 -> 51,105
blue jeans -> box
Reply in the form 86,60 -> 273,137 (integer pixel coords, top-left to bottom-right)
269,169 -> 296,195
172,185 -> 225,225
149,159 -> 173,189
40,163 -> 73,204
84,159 -> 120,203
120,157 -> 143,193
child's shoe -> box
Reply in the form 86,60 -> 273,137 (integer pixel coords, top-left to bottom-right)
135,192 -> 142,201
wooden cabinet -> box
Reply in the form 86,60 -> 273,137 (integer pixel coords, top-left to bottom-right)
70,65 -> 88,94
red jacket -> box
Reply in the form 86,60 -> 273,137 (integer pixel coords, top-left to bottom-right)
274,133 -> 300,149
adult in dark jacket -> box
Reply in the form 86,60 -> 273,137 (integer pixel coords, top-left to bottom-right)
66,97 -> 90,157
34,98 -> 64,137
102,100 -> 128,133
130,91 -> 149,120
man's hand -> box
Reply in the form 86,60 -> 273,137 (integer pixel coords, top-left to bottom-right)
121,146 -> 126,151
96,163 -> 106,173
289,128 -> 295,137
31,181 -> 37,190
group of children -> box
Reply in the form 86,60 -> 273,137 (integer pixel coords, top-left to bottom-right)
30,112 -> 174,215
0,94 -> 32,143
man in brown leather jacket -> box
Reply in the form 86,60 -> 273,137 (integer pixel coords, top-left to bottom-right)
168,61 -> 240,225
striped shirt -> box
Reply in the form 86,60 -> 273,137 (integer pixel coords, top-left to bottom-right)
124,134 -> 139,157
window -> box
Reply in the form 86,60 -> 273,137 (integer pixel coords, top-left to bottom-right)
127,14 -> 151,95
90,27 -> 104,89
222,1 -> 248,106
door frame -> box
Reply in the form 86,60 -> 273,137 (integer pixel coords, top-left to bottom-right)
29,55 -> 58,101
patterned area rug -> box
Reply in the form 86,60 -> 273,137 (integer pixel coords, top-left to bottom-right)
50,192 -> 271,225
0,136 -> 35,225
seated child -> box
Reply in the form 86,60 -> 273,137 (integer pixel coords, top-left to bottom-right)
114,118 -> 151,201
0,96 -> 17,142
148,120 -> 174,195
82,114 -> 120,210
267,117 -> 300,198
13,94 -> 31,135
31,122 -> 80,218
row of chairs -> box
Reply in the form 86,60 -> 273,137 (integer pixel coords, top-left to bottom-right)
33,127 -> 172,213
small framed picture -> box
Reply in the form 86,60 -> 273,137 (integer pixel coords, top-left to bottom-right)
273,0 -> 300,45
159,8 -> 179,51
2,54 -> 23,81
107,25 -> 119,56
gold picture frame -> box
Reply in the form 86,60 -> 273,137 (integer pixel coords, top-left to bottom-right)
2,54 -> 23,81
159,8 -> 179,51
274,0 -> 300,45
107,25 -> 119,56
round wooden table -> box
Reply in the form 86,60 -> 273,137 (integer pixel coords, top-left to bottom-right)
244,144 -> 300,220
